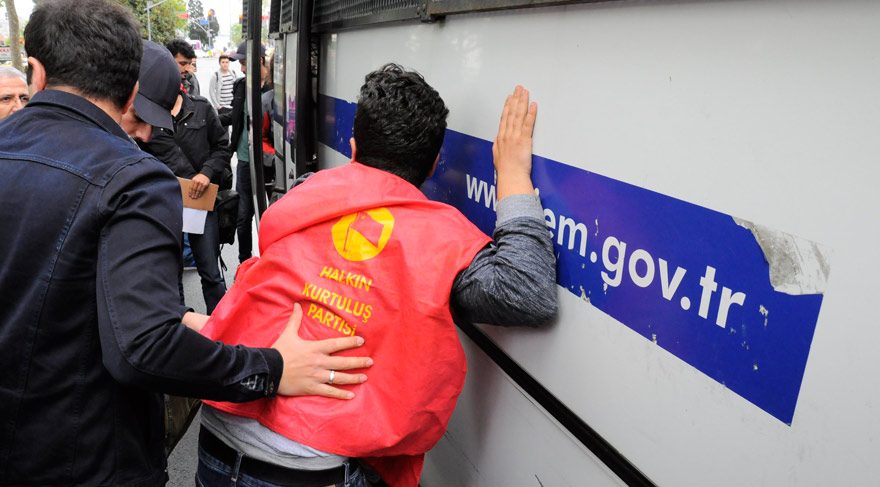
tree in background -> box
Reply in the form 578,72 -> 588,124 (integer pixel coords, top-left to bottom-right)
187,0 -> 208,45
230,23 -> 242,47
111,0 -> 187,46
229,4 -> 270,50
0,0 -> 23,72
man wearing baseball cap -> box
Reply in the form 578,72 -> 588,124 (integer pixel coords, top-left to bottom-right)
119,39 -> 179,141
0,2 -> 370,485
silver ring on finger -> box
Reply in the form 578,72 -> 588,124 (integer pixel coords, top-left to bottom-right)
328,370 -> 335,385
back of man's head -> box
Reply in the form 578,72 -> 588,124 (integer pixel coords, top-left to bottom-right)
166,39 -> 196,60
353,63 -> 449,187
24,0 -> 141,110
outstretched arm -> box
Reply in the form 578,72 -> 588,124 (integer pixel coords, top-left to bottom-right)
452,86 -> 558,327
493,85 -> 538,200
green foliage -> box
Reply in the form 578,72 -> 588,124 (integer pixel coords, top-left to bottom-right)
230,23 -> 242,47
112,0 -> 187,45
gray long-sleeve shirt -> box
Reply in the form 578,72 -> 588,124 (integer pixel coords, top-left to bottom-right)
202,191 -> 558,469
452,193 -> 557,326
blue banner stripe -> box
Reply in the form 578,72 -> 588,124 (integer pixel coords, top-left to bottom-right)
318,94 -> 825,424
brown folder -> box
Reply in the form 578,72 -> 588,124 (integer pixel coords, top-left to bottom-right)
178,177 -> 219,211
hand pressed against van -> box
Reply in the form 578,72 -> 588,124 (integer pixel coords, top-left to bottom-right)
493,85 -> 538,200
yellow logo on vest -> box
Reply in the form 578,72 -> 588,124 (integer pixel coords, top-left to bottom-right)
331,208 -> 394,261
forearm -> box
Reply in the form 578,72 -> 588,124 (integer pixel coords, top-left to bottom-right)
221,83 -> 244,127
97,164 -> 281,401
452,194 -> 558,326
202,113 -> 232,183
182,311 -> 209,333
496,170 -> 534,201
146,127 -> 197,178
99,308 -> 282,402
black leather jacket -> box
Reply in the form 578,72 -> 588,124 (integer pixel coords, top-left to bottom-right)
145,93 -> 231,188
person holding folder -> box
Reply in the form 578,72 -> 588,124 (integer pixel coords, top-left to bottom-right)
143,83 -> 231,313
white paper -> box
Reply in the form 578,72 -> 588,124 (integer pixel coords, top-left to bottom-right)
182,208 -> 207,234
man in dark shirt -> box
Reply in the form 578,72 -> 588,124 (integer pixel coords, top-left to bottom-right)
0,2 -> 370,485
144,87 -> 231,313
220,42 -> 270,263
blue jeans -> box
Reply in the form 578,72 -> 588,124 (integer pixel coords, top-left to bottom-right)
180,211 -> 226,314
183,234 -> 197,267
196,445 -> 368,487
236,161 -> 254,263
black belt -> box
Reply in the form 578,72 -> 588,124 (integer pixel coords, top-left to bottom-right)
199,428 -> 349,487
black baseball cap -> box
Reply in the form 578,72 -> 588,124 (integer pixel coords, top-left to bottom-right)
133,40 -> 180,130
229,41 -> 266,61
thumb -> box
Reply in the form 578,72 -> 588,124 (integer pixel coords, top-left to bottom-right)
273,303 -> 303,347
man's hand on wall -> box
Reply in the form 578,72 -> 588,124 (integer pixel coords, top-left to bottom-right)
493,85 -> 538,201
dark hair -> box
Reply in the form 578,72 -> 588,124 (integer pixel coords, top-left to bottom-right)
166,39 -> 196,60
353,63 -> 449,187
24,0 -> 142,109
219,55 -> 230,62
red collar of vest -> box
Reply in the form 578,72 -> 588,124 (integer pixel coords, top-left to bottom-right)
259,163 -> 429,253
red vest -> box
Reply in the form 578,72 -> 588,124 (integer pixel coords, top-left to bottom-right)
202,163 -> 490,486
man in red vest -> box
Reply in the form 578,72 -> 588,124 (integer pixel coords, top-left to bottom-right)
196,64 -> 557,486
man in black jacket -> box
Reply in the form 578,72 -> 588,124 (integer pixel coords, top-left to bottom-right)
0,3 -> 370,485
144,89 -> 230,313
221,42 -> 270,263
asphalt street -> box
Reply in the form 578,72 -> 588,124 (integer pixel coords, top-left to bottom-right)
166,53 -> 249,486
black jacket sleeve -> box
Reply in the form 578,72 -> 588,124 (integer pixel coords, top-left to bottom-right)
198,103 -> 231,184
145,126 -> 198,179
222,78 -> 247,149
96,159 -> 282,401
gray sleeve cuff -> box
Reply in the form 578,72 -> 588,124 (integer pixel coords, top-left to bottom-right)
496,193 -> 544,226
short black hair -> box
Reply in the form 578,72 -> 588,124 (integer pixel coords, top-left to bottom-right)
24,0 -> 142,109
353,63 -> 449,187
166,39 -> 196,60
219,54 -> 231,62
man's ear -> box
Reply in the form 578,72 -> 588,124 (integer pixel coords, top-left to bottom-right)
428,153 -> 440,178
349,137 -> 357,162
122,81 -> 139,116
27,57 -> 47,93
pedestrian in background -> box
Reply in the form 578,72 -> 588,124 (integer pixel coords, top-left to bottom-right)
0,66 -> 29,120
143,84 -> 232,314
189,57 -> 201,96
209,54 -> 237,113
167,38 -> 200,96
220,41 -> 271,263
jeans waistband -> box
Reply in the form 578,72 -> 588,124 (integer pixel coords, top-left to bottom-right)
199,427 -> 350,487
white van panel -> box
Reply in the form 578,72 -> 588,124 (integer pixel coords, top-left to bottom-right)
317,1 -> 880,484
422,334 -> 624,487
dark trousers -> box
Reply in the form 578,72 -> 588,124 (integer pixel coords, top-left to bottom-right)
236,160 -> 254,263
179,211 -> 226,314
